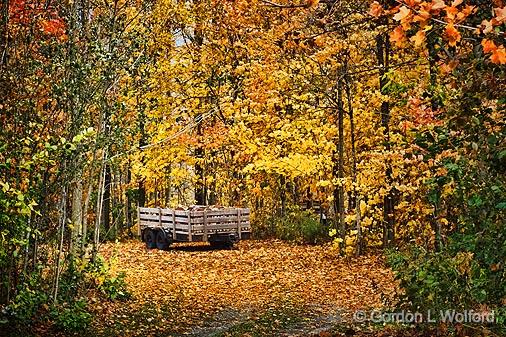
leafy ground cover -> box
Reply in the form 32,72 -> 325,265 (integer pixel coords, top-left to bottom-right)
84,240 -> 397,336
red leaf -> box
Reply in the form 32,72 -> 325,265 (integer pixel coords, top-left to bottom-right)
40,18 -> 65,36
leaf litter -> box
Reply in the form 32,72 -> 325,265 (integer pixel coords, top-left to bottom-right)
92,240 -> 397,336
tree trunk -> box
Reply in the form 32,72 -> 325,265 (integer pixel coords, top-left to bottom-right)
355,196 -> 363,256
103,164 -> 111,233
334,75 -> 346,238
376,32 -> 395,247
93,156 -> 106,261
71,180 -> 83,256
138,97 -> 147,208
53,186 -> 67,304
0,0 -> 8,67
344,58 -> 361,254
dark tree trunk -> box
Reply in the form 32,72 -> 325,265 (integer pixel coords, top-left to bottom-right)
138,100 -> 146,207
195,121 -> 206,205
376,32 -> 395,247
333,72 -> 345,238
0,0 -> 8,67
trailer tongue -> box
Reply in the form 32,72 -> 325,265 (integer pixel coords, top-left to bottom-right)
138,206 -> 251,249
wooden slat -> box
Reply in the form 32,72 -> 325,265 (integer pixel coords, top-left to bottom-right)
172,209 -> 176,240
141,219 -> 206,229
192,223 -> 246,231
187,212 -> 192,241
191,209 -> 249,217
237,208 -> 242,240
139,221 -> 161,227
190,215 -> 250,224
203,210 -> 208,242
175,210 -> 188,216
142,208 -> 249,217
140,214 -> 189,223
137,206 -> 141,237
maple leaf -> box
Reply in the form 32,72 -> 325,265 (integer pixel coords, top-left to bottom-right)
482,39 -> 497,53
494,6 -> 506,23
490,45 -> 506,64
369,1 -> 384,17
431,0 -> 447,11
390,26 -> 407,47
451,0 -> 463,7
457,5 -> 475,21
445,6 -> 459,21
440,60 -> 459,74
413,10 -> 431,23
393,6 -> 411,22
480,19 -> 494,34
445,23 -> 461,46
410,30 -> 426,47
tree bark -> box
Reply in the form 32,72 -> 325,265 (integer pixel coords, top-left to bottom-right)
71,180 -> 83,256
376,32 -> 395,247
333,72 -> 346,238
0,0 -> 8,67
53,186 -> 67,304
344,58 -> 361,255
93,155 -> 106,261
103,164 -> 111,233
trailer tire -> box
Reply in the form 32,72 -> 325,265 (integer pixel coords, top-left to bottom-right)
156,230 -> 171,251
145,229 -> 157,249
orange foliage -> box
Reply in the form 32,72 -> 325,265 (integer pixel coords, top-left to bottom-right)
94,240 -> 397,334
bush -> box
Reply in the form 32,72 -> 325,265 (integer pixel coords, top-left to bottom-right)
271,208 -> 328,244
2,275 -> 48,325
85,255 -> 131,301
101,272 -> 130,301
387,242 -> 506,331
51,299 -> 92,332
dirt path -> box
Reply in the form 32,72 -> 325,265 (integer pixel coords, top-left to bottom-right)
92,240 -> 397,336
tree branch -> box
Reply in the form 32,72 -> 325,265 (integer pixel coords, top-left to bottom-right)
259,0 -> 309,9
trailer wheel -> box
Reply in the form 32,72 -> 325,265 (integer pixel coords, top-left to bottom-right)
156,230 -> 171,250
145,229 -> 157,249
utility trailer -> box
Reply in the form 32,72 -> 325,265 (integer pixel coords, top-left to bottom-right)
138,206 -> 251,249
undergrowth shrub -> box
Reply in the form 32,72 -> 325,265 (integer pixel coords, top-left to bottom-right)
0,253 -> 130,334
1,274 -> 48,325
85,255 -> 131,301
257,207 -> 328,244
387,241 -> 506,332
50,299 -> 92,332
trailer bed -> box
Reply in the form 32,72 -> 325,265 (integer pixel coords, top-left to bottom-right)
138,206 -> 251,249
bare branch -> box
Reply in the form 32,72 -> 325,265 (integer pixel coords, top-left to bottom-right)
259,0 -> 309,9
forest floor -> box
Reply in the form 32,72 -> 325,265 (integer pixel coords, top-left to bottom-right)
84,240 -> 409,337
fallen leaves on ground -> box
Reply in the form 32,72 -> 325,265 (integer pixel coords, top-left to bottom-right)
92,240 -> 397,336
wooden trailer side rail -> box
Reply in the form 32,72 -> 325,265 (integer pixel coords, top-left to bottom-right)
138,207 -> 251,242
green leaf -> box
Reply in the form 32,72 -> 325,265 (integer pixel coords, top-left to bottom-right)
496,202 -> 506,210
